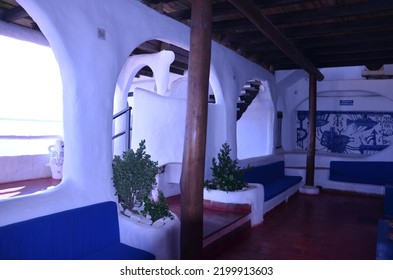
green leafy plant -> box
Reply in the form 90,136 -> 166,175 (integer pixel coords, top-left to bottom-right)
204,142 -> 249,192
112,139 -> 158,213
142,188 -> 173,223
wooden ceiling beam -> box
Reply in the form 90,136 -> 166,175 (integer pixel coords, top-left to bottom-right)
227,0 -> 324,81
242,37 -> 393,60
230,29 -> 393,53
281,14 -> 393,40
316,59 -> 393,69
304,42 -> 393,57
135,40 -> 161,53
294,30 -> 393,50
309,50 -> 393,64
212,18 -> 251,33
168,2 -> 237,21
169,66 -> 185,76
268,50 -> 393,70
215,9 -> 393,42
167,0 -> 317,22
268,2 -> 393,26
252,0 -> 314,6
211,1 -> 393,31
1,6 -> 28,22
141,0 -> 176,4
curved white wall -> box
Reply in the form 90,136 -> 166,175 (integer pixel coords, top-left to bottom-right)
132,88 -> 187,165
237,81 -> 275,159
0,0 -> 274,226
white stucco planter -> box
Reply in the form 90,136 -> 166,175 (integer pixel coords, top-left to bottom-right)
118,212 -> 180,260
203,183 -> 264,226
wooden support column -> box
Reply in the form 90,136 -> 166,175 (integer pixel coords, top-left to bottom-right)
180,0 -> 212,260
302,73 -> 320,195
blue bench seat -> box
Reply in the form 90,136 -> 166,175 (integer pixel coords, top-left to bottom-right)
0,201 -> 155,260
376,219 -> 393,260
329,161 -> 393,186
243,161 -> 302,201
329,161 -> 393,259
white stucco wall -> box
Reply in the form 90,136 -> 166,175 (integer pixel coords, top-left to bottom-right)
237,82 -> 275,159
132,88 -> 187,165
0,154 -> 51,183
0,0 -> 274,227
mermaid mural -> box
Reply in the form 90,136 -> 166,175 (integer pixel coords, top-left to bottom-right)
296,111 -> 393,155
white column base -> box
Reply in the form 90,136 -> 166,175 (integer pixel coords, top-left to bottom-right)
299,185 -> 320,195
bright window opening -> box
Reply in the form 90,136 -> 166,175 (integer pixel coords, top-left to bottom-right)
0,35 -> 63,156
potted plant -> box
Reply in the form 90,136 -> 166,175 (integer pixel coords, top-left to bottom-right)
203,142 -> 264,226
112,139 -> 172,224
142,187 -> 173,224
112,140 -> 180,259
204,142 -> 249,192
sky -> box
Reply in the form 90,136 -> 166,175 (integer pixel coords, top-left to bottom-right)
0,35 -> 63,123
0,35 -> 63,155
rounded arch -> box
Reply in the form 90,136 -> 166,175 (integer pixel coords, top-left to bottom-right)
112,42 -> 177,156
113,39 -> 221,160
0,13 -> 64,185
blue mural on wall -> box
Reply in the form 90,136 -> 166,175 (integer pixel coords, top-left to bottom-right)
296,111 -> 393,154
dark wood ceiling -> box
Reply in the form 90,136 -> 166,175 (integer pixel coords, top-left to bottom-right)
2,0 -> 393,77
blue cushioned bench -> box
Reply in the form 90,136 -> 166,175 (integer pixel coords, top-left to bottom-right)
243,161 -> 303,214
329,161 -> 393,259
329,161 -> 393,186
379,187 -> 393,260
385,184 -> 393,219
376,219 -> 393,260
329,161 -> 393,216
0,201 -> 155,260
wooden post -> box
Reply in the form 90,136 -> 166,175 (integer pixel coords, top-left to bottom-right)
180,0 -> 213,260
305,74 -> 317,186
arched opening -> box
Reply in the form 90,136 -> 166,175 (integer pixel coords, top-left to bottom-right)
112,41 -> 183,157
0,33 -> 63,186
236,79 -> 274,160
112,63 -> 156,157
113,39 -> 219,196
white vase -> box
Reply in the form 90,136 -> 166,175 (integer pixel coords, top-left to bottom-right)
47,139 -> 64,179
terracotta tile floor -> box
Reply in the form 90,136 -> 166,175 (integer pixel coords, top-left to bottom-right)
208,191 -> 384,260
0,178 -> 61,199
1,179 -> 384,260
166,195 -> 249,239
